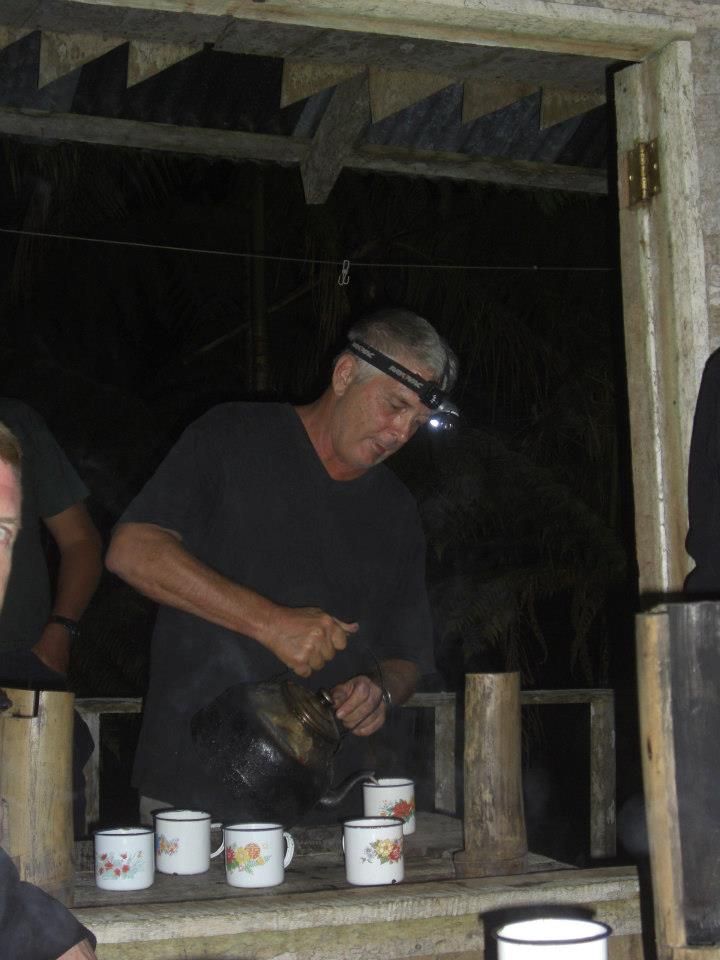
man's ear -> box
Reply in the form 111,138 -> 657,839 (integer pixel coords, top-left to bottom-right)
332,354 -> 356,396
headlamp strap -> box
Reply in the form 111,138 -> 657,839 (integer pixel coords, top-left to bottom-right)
347,339 -> 445,411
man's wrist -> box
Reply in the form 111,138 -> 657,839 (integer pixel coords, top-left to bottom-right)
47,615 -> 81,642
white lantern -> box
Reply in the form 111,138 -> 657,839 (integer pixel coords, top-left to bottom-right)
493,918 -> 612,959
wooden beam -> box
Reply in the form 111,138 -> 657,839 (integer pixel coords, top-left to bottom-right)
63,0 -> 694,61
127,39 -> 202,87
0,106 -> 608,195
0,107 -> 308,163
540,87 -> 606,129
281,60 -> 365,108
615,43 -> 709,593
368,67 -> 455,123
462,79 -> 537,123
0,26 -> 34,51
352,143 -> 608,195
38,31 -> 125,88
300,71 -> 370,204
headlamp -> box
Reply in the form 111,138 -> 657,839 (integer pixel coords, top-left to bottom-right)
348,339 -> 460,431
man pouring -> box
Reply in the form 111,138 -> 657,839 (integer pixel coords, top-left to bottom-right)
107,308 -> 459,822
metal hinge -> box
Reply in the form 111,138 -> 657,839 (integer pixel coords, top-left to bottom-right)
626,139 -> 661,207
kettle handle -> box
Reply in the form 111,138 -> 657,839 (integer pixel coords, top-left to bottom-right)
268,638 -> 388,734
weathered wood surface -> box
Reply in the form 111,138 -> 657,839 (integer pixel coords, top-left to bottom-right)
0,106 -> 608,195
615,41 -> 710,595
637,604 -> 720,960
589,693 -> 616,860
454,673 -> 527,877
300,70 -> 369,204
0,688 -> 75,904
19,0 -> 695,60
70,852 -> 642,960
637,608 -> 684,959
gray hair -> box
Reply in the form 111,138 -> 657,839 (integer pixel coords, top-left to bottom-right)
344,308 -> 458,392
0,422 -> 21,479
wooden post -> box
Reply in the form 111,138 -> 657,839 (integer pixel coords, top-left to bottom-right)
637,602 -> 720,958
0,688 -> 75,904
454,672 -> 527,878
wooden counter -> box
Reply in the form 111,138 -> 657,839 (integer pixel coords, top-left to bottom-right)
70,815 -> 644,959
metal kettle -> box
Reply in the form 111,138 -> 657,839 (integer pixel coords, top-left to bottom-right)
190,679 -> 372,826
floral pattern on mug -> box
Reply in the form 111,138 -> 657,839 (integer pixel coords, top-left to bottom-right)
226,842 -> 270,874
96,850 -> 145,879
380,798 -> 415,823
362,837 -> 403,865
155,834 -> 180,857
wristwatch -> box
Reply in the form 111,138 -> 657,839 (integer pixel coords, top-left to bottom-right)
381,686 -> 393,709
48,615 -> 81,643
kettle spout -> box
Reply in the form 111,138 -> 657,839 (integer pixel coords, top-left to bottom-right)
318,769 -> 375,808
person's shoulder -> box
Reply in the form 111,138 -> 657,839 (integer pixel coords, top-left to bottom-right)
187,402 -> 292,448
703,348 -> 720,374
194,401 -> 289,430
0,398 -> 54,451
0,397 -> 47,431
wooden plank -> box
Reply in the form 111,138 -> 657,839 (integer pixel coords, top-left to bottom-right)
368,66 -> 455,123
519,688 -> 613,706
81,711 -> 101,830
665,604 -> 720,945
38,31 -> 125,88
62,0 -> 694,61
0,106 -> 607,194
127,39 -> 202,86
0,108 -> 309,164
0,25 -> 34,50
540,87 -> 606,129
433,698 -> 456,814
615,41 -> 710,594
636,607 -> 686,955
71,863 -> 641,958
300,70 -> 369,204
281,59 -> 365,108
671,949 -> 720,960
590,694 -> 616,859
351,144 -> 608,194
462,79 -> 537,124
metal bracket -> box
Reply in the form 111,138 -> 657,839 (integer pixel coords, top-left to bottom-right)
626,138 -> 661,207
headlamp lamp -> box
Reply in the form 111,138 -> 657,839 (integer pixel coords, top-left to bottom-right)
348,339 -> 460,431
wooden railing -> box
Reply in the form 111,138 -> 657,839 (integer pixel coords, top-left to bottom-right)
76,687 -> 615,858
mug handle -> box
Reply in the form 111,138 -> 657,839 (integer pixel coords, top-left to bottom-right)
211,822 -> 224,859
283,832 -> 295,868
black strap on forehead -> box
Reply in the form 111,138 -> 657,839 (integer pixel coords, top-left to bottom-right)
347,339 -> 447,411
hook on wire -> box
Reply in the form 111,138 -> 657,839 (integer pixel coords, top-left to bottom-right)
338,259 -> 351,286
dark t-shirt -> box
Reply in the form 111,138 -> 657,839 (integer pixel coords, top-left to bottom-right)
0,400 -> 89,652
685,349 -> 720,593
120,402 -> 434,813
0,848 -> 96,959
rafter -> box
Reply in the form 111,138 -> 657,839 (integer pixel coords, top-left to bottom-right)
0,106 -> 608,195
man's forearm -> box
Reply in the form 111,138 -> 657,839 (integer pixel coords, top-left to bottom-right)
106,523 -> 277,640
380,659 -> 419,706
52,538 -> 103,620
108,524 -> 357,676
